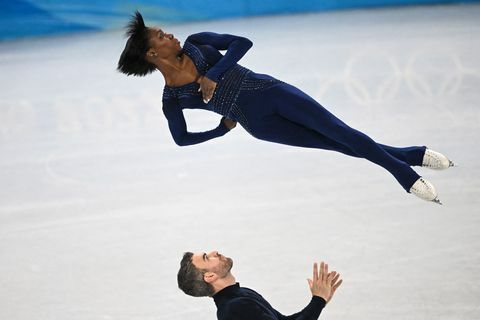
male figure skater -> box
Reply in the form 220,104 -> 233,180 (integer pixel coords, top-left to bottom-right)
177,251 -> 343,320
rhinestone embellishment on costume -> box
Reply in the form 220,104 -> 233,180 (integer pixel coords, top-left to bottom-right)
211,65 -> 251,117
162,40 -> 283,134
181,41 -> 210,75
163,82 -> 201,100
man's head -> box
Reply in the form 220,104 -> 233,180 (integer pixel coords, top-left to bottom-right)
117,10 -> 181,76
177,251 -> 234,297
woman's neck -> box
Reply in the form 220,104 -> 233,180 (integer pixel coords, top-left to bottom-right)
158,51 -> 201,87
156,52 -> 186,85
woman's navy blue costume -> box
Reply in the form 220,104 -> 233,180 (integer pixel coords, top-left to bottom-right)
162,32 -> 426,192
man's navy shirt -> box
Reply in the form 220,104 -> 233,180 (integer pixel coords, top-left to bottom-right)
213,283 -> 326,320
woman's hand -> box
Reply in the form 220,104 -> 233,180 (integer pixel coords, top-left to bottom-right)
307,262 -> 343,303
223,118 -> 237,130
197,76 -> 217,103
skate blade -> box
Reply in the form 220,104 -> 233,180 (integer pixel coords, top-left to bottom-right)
432,198 -> 443,205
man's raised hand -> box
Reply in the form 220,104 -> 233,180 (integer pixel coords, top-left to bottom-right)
307,261 -> 342,303
326,271 -> 343,303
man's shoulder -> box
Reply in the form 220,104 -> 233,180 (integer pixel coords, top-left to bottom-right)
220,296 -> 254,309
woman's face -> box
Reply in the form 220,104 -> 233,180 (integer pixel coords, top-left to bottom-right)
147,27 -> 181,58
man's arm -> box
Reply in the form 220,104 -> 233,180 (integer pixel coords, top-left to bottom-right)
274,296 -> 326,320
275,262 -> 343,320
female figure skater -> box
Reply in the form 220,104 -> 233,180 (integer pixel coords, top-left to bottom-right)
117,11 -> 453,204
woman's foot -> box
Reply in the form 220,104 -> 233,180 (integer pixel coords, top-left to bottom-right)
422,149 -> 454,170
409,177 -> 442,205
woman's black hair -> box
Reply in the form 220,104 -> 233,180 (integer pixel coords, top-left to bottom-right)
117,10 -> 157,76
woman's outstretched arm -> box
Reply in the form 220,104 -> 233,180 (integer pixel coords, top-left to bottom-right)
162,98 -> 230,146
186,32 -> 253,82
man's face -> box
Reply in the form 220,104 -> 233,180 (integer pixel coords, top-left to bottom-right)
191,251 -> 233,280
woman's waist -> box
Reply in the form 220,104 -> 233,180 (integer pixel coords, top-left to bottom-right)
216,64 -> 252,89
215,65 -> 281,85
212,65 -> 283,113
210,64 -> 251,115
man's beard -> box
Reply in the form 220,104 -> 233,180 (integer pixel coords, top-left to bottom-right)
216,256 -> 233,277
224,257 -> 233,272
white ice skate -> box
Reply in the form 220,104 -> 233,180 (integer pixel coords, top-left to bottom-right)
422,149 -> 454,170
409,177 -> 442,205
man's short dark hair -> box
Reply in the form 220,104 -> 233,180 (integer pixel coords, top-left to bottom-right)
177,252 -> 215,297
117,10 -> 156,76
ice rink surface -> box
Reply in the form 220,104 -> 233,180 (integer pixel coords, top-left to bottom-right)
1,4 -> 479,320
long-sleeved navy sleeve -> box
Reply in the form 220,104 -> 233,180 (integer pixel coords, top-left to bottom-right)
274,296 -> 327,320
162,98 -> 230,146
186,32 -> 253,82
221,296 -> 326,320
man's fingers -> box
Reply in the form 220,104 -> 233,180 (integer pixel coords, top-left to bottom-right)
320,262 -> 325,282
313,263 -> 318,281
307,279 -> 313,289
327,270 -> 336,285
331,273 -> 340,285
333,279 -> 343,291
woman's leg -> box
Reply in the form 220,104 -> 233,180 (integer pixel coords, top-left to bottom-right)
271,84 -> 422,192
254,114 -> 426,165
252,113 -> 363,157
378,144 -> 426,167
